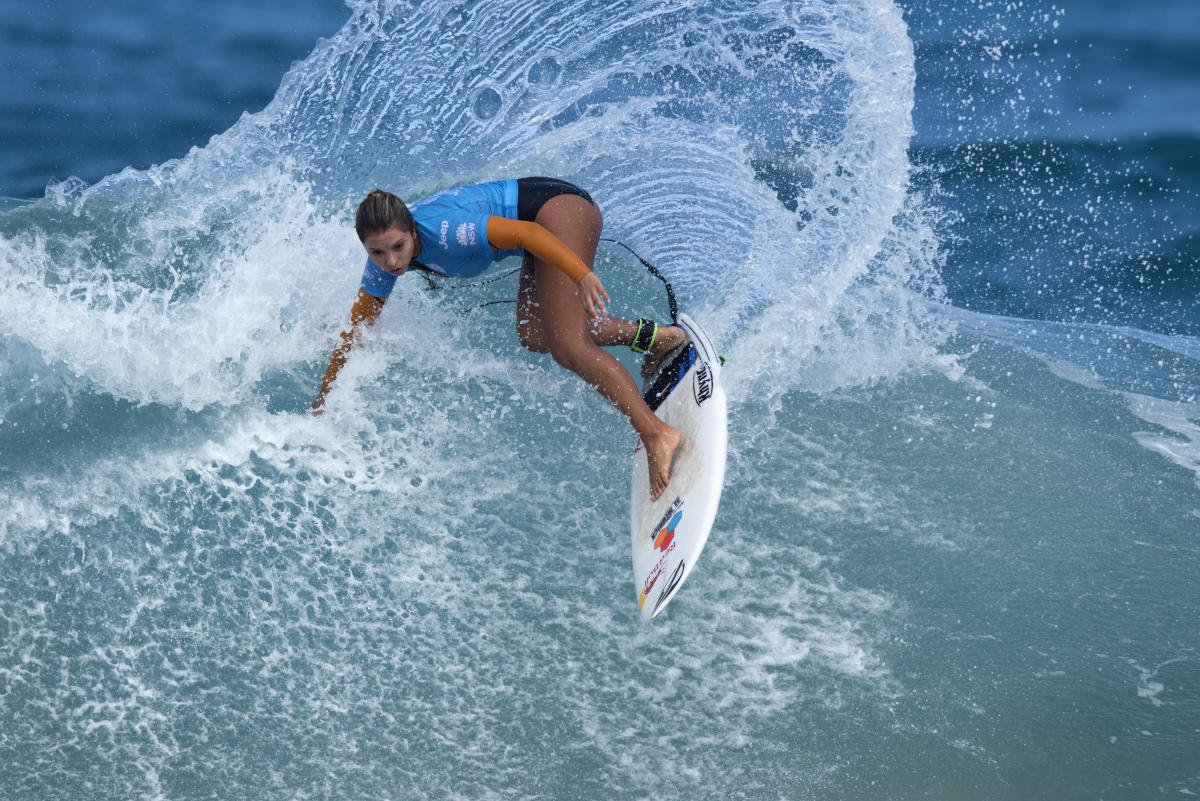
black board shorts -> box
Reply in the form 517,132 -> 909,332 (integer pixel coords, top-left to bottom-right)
516,177 -> 595,222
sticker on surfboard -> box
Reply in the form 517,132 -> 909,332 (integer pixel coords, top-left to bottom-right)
630,313 -> 727,622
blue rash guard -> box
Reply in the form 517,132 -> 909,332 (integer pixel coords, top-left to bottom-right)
359,179 -> 523,299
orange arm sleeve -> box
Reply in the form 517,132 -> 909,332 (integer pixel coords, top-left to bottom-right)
485,216 -> 592,283
313,287 -> 386,411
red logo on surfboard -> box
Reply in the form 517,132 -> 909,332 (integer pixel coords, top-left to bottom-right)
654,510 -> 682,552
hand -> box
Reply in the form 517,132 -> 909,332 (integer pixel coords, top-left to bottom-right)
576,272 -> 610,317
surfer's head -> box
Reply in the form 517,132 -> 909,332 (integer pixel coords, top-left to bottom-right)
357,189 -> 419,276
355,188 -> 415,241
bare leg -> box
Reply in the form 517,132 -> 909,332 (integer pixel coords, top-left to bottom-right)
518,280 -> 684,368
515,195 -> 681,500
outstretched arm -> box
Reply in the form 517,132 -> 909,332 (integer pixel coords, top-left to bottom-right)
311,287 -> 386,414
486,216 -> 610,316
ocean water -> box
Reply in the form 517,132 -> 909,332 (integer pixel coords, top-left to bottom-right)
1,0 -> 1197,799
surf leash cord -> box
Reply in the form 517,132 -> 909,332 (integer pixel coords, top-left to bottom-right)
423,238 -> 678,323
600,238 -> 678,325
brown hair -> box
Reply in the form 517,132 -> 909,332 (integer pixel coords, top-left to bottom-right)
355,189 -> 415,241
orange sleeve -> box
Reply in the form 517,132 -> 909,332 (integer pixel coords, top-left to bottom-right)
485,216 -> 591,283
313,288 -> 386,411
348,285 -> 387,325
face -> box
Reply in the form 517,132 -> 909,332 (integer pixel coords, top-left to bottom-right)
363,225 -> 419,276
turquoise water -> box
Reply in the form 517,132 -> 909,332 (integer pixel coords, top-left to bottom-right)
1,1 -> 1198,799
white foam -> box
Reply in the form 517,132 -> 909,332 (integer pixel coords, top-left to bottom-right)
946,306 -> 1200,490
0,169 -> 355,410
1127,394 -> 1200,489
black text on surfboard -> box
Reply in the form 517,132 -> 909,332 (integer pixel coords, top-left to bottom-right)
693,363 -> 713,406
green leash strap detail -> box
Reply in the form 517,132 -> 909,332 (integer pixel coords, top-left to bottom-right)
630,317 -> 659,354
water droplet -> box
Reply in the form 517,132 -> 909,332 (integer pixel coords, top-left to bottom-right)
471,87 -> 503,120
527,57 -> 562,87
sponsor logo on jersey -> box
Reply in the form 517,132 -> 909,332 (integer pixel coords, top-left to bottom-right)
438,219 -> 450,249
455,221 -> 476,247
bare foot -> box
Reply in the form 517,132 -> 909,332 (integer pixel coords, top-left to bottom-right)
643,423 -> 682,501
641,325 -> 687,379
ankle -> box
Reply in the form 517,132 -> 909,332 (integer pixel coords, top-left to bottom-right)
629,317 -> 659,354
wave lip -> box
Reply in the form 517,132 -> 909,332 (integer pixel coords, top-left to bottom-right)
265,0 -> 948,389
2,0 -> 949,412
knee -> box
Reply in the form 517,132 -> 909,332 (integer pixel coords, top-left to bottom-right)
546,336 -> 593,373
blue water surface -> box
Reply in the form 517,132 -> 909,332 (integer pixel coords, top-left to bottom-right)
0,0 -> 347,199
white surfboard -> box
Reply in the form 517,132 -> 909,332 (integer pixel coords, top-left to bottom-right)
631,313 -> 727,622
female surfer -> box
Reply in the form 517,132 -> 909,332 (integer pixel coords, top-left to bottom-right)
312,177 -> 684,501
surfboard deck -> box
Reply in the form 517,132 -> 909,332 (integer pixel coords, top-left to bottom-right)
630,313 -> 727,622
